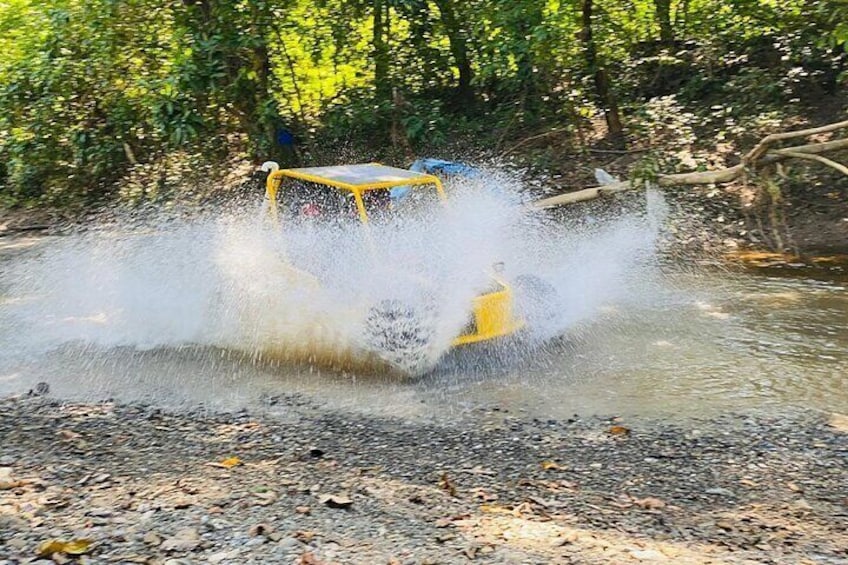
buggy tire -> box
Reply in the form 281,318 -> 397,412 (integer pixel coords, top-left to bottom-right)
514,274 -> 561,330
365,299 -> 435,375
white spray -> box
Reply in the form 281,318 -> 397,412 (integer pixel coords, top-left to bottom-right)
0,168 -> 663,382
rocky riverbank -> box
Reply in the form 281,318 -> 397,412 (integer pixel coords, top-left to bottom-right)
1,394 -> 846,564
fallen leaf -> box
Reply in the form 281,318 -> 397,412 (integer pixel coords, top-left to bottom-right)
37,540 -> 67,557
62,539 -> 94,555
633,496 -> 666,510
294,530 -> 316,543
319,493 -> 352,509
439,473 -> 458,497
608,425 -> 631,436
220,457 -> 242,468
37,538 -> 93,557
787,482 -> 802,493
299,553 -> 326,565
540,460 -> 564,471
295,505 -> 311,514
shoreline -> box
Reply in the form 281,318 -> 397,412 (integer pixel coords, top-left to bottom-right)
2,394 -> 846,564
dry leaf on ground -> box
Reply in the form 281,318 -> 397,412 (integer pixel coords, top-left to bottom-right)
294,530 -> 316,543
37,538 -> 93,557
609,425 -> 631,436
633,496 -> 666,510
319,493 -> 353,509
299,552 -> 328,565
219,456 -> 242,468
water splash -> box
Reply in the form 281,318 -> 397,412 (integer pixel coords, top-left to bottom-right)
0,168 -> 663,380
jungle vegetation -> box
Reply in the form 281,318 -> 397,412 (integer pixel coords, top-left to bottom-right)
0,0 -> 846,207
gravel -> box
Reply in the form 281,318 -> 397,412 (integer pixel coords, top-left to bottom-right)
1,394 -> 846,564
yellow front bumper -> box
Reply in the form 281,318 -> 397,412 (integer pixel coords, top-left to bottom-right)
452,283 -> 525,346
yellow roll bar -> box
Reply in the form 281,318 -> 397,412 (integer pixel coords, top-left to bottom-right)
264,164 -> 446,224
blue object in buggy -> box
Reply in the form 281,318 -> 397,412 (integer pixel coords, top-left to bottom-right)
391,158 -> 478,203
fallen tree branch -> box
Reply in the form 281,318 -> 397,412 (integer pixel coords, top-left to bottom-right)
744,119 -> 848,163
769,137 -> 848,157
534,124 -> 848,209
777,151 -> 848,176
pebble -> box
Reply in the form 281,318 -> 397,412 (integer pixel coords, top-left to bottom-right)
704,487 -> 735,497
6,537 -> 27,550
629,548 -> 668,560
278,538 -> 304,552
208,550 -> 239,564
161,528 -> 201,552
0,467 -> 17,490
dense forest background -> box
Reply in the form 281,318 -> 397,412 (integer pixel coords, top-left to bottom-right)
0,0 -> 846,210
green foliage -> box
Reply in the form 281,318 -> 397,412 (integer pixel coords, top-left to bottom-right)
1,0 -> 846,208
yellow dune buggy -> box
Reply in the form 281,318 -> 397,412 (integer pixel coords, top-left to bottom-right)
261,162 -> 528,373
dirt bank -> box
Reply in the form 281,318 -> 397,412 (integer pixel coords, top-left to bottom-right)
1,394 -> 846,564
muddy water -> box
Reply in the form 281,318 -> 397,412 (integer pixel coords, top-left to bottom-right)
449,269 -> 848,420
1,233 -> 845,421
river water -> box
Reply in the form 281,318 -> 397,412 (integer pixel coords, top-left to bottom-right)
1,231 -> 845,422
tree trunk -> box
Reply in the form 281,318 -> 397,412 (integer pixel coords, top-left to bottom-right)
514,5 -> 544,118
581,0 -> 625,148
434,0 -> 474,105
654,0 -> 674,44
373,0 -> 391,102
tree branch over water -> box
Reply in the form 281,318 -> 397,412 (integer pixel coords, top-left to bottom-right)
534,120 -> 848,209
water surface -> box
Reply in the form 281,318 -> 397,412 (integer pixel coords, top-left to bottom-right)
2,230 -> 845,421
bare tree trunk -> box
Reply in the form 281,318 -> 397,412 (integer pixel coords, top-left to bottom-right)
373,0 -> 390,102
654,0 -> 674,44
581,0 -> 625,148
434,0 -> 474,105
